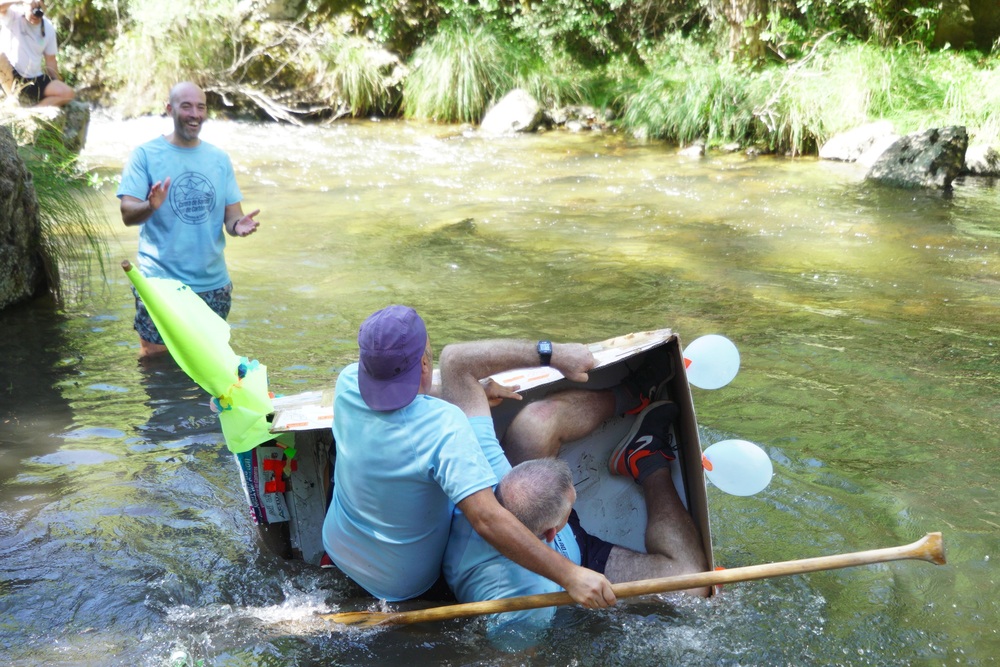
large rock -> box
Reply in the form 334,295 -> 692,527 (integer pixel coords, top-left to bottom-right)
933,0 -> 1000,52
932,0 -> 977,49
1,100 -> 91,155
866,126 -> 968,190
964,143 -> 1000,176
856,134 -> 902,169
819,121 -> 896,162
480,89 -> 542,135
0,126 -> 46,310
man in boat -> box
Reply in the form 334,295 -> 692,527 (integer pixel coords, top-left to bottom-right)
439,340 -> 710,648
117,81 -> 260,359
321,304 -> 616,608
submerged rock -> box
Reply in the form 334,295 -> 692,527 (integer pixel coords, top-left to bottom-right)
865,126 -> 968,190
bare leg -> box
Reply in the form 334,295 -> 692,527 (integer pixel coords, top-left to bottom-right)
139,338 -> 169,359
603,467 -> 710,596
0,54 -> 13,96
37,80 -> 75,107
503,389 -> 616,465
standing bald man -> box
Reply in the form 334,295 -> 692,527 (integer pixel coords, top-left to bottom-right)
118,82 -> 260,358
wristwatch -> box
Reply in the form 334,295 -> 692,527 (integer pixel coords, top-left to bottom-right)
537,340 -> 552,366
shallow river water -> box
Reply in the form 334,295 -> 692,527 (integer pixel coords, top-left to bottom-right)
1,114 -> 998,666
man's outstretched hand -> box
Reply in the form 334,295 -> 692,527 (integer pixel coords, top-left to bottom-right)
233,209 -> 260,237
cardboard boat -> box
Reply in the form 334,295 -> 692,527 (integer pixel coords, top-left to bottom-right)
237,328 -> 715,575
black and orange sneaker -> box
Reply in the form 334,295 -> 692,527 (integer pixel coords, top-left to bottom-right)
608,401 -> 679,483
619,351 -> 675,415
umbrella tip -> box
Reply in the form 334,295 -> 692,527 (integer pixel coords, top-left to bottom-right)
121,260 -> 132,272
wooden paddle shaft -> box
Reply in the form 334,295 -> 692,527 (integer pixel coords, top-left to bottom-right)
321,532 -> 945,627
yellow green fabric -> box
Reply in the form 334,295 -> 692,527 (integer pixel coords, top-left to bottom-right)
125,264 -> 275,453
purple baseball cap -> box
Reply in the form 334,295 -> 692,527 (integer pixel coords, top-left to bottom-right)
357,305 -> 428,411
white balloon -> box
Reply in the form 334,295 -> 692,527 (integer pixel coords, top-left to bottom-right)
702,439 -> 773,496
683,334 -> 740,390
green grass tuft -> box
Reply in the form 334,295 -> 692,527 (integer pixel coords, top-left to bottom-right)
403,20 -> 518,123
19,136 -> 110,305
623,36 -> 1000,154
325,36 -> 403,117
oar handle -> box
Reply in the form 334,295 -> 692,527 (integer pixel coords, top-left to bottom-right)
319,532 -> 945,628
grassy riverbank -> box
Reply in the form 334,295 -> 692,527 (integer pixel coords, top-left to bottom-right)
47,1 -> 999,155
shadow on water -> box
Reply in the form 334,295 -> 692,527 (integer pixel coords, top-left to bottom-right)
0,297 -> 78,487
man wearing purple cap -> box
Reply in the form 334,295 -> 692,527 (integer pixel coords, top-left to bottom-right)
322,305 -> 615,608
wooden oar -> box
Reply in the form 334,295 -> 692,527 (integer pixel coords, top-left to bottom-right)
318,532 -> 945,629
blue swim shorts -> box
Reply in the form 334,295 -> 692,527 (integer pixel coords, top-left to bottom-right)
132,282 -> 233,345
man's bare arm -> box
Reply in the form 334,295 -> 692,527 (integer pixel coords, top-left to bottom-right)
439,340 -> 595,418
458,488 -> 616,609
120,178 -> 171,226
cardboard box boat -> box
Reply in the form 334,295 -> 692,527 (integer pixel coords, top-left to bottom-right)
238,328 -> 715,574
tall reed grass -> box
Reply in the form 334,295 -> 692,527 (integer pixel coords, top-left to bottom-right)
20,137 -> 110,305
623,37 -> 1000,154
105,2 -> 235,115
325,36 -> 402,117
403,20 -> 517,123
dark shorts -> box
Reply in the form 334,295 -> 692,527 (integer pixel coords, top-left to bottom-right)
133,282 -> 233,345
567,509 -> 615,574
13,72 -> 53,104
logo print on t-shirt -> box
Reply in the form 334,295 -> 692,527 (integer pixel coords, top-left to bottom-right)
169,171 -> 216,224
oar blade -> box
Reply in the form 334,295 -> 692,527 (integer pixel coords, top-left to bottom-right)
917,532 -> 946,565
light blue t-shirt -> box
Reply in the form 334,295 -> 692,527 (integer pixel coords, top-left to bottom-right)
444,418 -> 581,648
322,364 -> 498,601
117,136 -> 242,292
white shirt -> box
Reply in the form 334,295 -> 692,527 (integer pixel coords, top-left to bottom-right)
0,6 -> 57,78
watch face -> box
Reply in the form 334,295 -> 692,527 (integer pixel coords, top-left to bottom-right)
538,341 -> 553,364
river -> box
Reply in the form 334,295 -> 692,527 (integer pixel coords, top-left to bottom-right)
0,113 -> 997,666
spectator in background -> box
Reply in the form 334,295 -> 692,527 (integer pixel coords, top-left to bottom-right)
0,1 -> 75,107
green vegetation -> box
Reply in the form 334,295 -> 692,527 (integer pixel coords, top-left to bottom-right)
38,0 -> 1000,151
17,136 -> 110,305
624,37 -> 1000,154
403,19 -> 518,123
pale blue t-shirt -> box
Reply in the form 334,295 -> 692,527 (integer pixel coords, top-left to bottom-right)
117,137 -> 242,292
443,418 -> 581,648
322,364 -> 498,601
